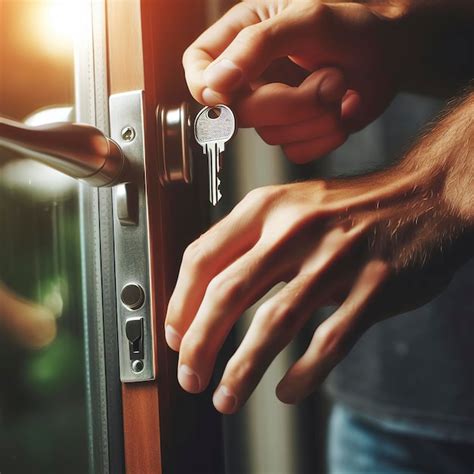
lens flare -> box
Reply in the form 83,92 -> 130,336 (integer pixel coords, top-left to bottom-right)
34,0 -> 83,57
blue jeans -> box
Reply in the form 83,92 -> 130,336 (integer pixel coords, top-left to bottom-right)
327,404 -> 474,474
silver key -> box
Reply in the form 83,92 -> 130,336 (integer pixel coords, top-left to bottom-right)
194,104 -> 236,206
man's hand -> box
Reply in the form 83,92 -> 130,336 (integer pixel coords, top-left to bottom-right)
165,91 -> 473,414
184,0 -> 473,161
183,0 -> 402,161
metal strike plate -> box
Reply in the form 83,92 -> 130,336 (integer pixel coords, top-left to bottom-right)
110,90 -> 155,383
157,102 -> 193,185
116,182 -> 139,226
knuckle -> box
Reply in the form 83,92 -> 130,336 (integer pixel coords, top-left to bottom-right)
311,180 -> 329,199
181,47 -> 192,67
306,1 -> 329,22
314,323 -> 347,361
244,187 -> 266,203
253,300 -> 273,321
207,274 -> 243,303
256,301 -> 295,339
294,180 -> 329,210
368,260 -> 391,279
243,185 -> 281,207
237,23 -> 270,52
226,356 -> 258,387
181,333 -> 210,362
182,238 -> 208,271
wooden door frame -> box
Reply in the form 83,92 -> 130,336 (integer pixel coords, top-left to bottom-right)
106,1 -> 224,472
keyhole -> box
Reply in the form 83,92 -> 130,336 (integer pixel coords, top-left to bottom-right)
207,107 -> 221,119
132,339 -> 140,354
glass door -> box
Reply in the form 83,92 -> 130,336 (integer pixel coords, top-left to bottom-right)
1,0 -> 224,473
0,0 -> 87,470
0,1 -> 121,472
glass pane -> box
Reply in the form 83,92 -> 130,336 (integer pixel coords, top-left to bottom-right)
0,1 -> 88,472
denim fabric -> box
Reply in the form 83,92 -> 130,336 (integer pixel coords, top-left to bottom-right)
327,404 -> 474,474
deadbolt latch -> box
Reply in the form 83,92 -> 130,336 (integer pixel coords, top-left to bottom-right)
156,103 -> 194,185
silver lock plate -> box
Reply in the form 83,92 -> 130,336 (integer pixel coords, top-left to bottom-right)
109,90 -> 155,383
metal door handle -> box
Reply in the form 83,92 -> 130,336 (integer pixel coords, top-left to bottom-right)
0,116 -> 127,186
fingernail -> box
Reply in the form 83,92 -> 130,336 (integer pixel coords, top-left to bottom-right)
165,325 -> 182,351
178,364 -> 201,393
202,87 -> 223,105
319,72 -> 345,104
213,385 -> 237,414
204,59 -> 242,91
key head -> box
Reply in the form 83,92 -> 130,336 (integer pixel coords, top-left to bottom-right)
194,105 -> 236,146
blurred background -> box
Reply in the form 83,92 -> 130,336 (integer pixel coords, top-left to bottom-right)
0,1 -> 88,472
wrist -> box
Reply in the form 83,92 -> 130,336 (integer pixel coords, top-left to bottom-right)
440,145 -> 474,227
360,1 -> 413,20
328,153 -> 461,270
402,94 -> 474,226
368,164 -> 459,270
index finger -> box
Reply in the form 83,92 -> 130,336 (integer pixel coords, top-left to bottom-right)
183,3 -> 262,103
164,190 -> 269,351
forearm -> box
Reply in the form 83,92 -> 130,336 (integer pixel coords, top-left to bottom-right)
360,1 -> 474,96
324,88 -> 473,269
404,88 -> 474,223
386,88 -> 473,267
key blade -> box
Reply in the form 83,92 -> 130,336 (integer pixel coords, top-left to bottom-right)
217,141 -> 224,173
206,142 -> 221,206
206,143 -> 214,205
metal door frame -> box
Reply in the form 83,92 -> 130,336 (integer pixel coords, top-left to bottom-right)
76,1 -> 124,472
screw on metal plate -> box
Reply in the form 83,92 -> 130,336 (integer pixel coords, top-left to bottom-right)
131,360 -> 144,373
121,126 -> 136,142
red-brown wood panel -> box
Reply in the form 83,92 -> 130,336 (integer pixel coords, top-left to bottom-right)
107,1 -> 224,472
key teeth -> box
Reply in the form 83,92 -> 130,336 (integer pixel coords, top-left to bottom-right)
215,177 -> 222,205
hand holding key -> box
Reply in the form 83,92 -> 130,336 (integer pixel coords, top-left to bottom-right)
183,0 -> 401,162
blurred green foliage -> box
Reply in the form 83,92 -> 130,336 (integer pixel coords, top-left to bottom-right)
0,180 -> 89,473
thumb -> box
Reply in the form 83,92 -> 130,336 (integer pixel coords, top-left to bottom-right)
203,16 -> 295,94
